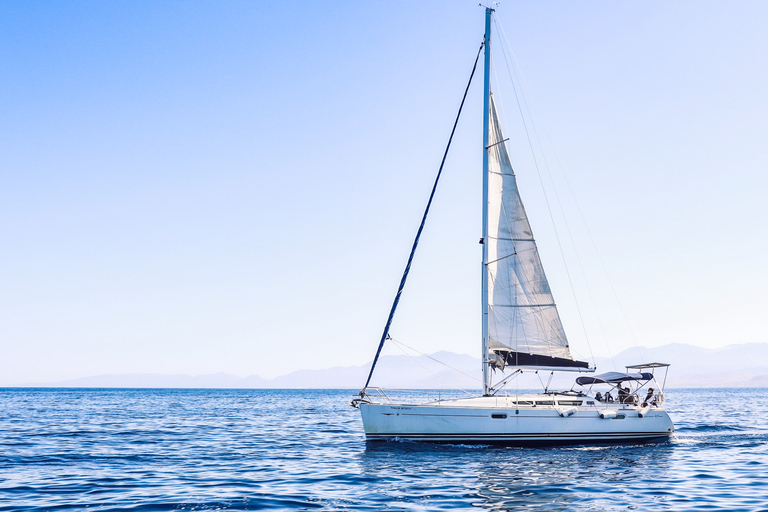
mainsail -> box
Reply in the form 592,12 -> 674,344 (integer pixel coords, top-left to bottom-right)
485,93 -> 589,370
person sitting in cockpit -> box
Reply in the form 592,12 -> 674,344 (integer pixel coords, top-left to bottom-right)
642,388 -> 655,407
624,386 -> 636,405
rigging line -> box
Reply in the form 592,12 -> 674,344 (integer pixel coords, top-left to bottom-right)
495,15 -> 626,367
388,339 -> 469,394
491,68 -> 542,362
490,27 -> 553,359
389,337 -> 482,390
489,369 -> 522,394
487,75 -> 529,361
491,45 -> 549,360
547,144 -> 645,363
493,16 -> 613,368
361,41 -> 485,394
489,36 -> 555,361
486,267 -> 511,376
493,16 -> 595,366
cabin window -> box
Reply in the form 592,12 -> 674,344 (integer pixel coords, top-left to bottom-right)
586,401 -> 595,406
491,414 -> 507,419
613,414 -> 626,420
512,401 -> 533,406
535,401 -> 554,406
557,400 -> 583,406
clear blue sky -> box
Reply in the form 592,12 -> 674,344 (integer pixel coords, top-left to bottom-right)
1,1 -> 766,384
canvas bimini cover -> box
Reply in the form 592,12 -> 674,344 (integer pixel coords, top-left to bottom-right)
485,93 -> 589,371
576,372 -> 654,386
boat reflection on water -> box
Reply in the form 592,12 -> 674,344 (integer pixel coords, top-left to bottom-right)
358,439 -> 673,511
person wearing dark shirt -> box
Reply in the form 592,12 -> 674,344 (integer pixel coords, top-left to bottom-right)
643,387 -> 655,407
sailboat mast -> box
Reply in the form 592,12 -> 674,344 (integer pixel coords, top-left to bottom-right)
481,7 -> 493,396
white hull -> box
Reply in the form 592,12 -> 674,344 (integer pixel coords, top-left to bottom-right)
359,394 -> 674,446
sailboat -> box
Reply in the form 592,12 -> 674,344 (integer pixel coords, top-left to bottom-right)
351,8 -> 674,445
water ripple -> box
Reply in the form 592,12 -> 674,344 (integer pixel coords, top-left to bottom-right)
0,388 -> 766,510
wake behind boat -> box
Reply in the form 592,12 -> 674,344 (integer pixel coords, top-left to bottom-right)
351,8 -> 674,446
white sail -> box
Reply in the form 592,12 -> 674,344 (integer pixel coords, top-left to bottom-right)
485,93 -> 581,368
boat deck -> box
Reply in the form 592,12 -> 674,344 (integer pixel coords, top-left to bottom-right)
366,392 -> 660,411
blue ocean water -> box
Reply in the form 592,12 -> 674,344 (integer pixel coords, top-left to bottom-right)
0,388 -> 766,511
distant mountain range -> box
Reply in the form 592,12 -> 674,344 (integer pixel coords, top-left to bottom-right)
23,342 -> 768,389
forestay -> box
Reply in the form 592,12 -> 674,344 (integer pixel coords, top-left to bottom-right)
485,93 -> 588,370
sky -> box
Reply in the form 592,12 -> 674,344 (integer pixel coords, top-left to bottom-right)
1,1 -> 767,385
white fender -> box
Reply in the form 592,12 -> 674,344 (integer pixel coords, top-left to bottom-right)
557,406 -> 578,417
638,406 -> 651,418
599,410 -> 617,419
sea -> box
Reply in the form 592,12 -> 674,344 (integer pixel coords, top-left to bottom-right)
0,388 -> 766,511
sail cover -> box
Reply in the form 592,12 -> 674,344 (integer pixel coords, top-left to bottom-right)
486,93 -> 588,370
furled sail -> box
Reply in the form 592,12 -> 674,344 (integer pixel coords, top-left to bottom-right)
485,93 -> 589,370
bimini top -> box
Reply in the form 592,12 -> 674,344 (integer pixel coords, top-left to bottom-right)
576,371 -> 654,386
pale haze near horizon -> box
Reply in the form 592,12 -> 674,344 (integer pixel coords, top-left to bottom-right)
1,1 -> 766,385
